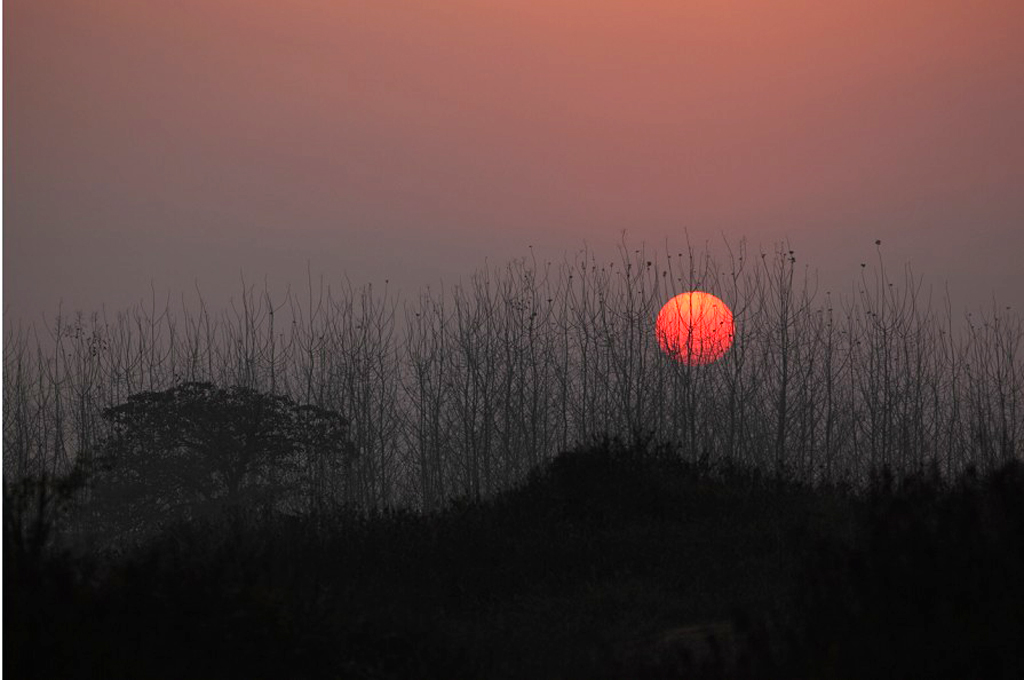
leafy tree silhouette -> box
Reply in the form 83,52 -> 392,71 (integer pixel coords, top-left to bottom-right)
86,382 -> 355,540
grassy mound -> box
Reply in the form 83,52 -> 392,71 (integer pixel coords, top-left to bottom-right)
6,438 -> 1022,679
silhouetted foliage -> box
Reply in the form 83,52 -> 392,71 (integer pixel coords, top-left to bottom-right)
6,436 -> 828,679
4,467 -> 90,568
8,435 -> 1023,679
786,460 -> 1024,680
84,382 -> 356,541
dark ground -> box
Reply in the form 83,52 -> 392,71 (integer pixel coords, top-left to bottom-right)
5,436 -> 1024,679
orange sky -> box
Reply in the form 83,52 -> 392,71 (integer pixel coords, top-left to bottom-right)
5,0 -> 1024,318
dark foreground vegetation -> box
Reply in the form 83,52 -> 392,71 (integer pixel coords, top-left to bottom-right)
6,436 -> 1024,680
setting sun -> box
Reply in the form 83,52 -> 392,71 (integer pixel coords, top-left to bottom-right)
655,291 -> 734,365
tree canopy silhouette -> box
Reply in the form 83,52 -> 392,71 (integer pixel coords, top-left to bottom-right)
87,382 -> 355,538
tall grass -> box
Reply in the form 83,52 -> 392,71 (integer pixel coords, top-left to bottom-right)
4,239 -> 1022,512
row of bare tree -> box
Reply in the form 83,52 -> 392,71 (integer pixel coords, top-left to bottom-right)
4,240 -> 1022,510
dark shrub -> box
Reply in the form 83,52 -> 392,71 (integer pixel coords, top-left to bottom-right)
788,460 -> 1024,680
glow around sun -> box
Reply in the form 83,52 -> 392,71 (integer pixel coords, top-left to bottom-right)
655,291 -> 735,365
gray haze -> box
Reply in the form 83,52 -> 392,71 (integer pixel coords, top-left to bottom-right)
5,1 -> 1023,326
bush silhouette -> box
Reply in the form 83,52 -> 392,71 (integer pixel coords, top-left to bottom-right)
789,460 -> 1024,680
514,433 -> 696,526
11,430 -> 1022,679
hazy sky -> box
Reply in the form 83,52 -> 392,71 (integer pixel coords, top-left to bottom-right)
5,0 -> 1023,323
